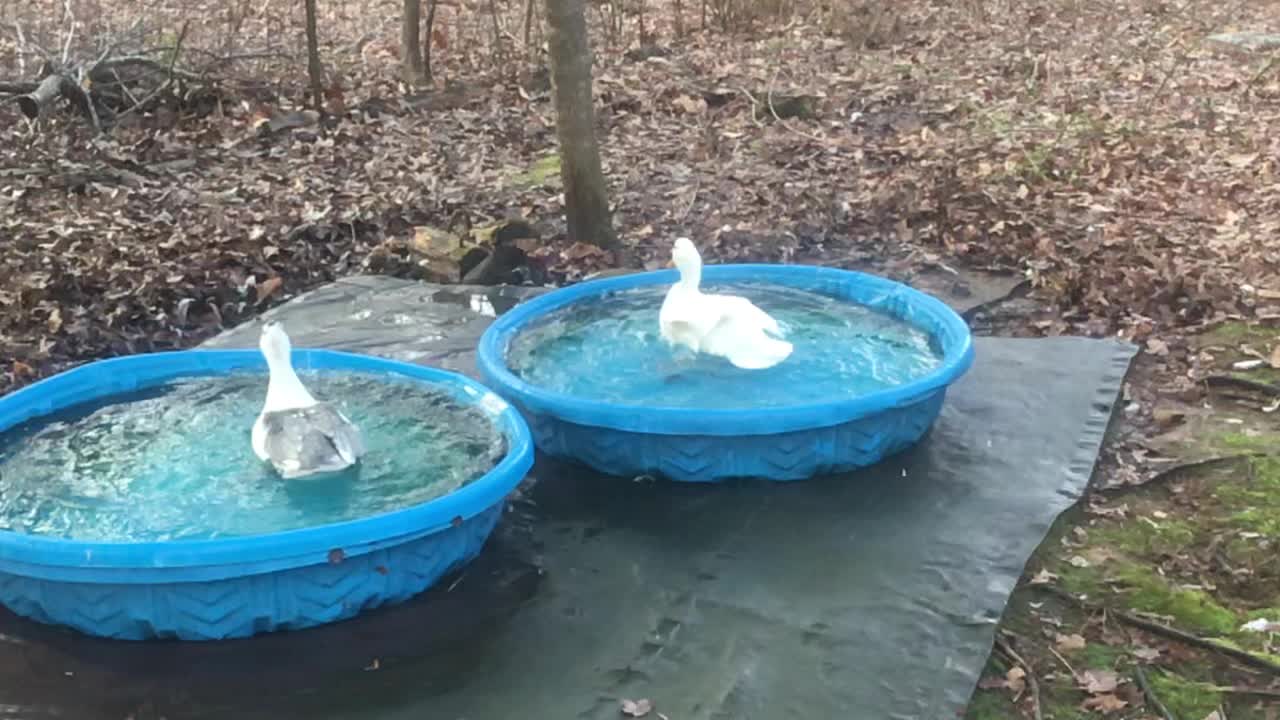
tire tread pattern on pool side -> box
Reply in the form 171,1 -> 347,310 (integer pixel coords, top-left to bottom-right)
520,391 -> 946,482
0,505 -> 503,641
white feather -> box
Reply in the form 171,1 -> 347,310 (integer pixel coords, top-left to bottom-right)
659,237 -> 793,370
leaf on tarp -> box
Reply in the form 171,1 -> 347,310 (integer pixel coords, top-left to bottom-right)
620,698 -> 653,717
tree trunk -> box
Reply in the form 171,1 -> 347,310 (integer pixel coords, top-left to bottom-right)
423,0 -> 439,83
544,0 -> 618,252
401,0 -> 426,86
303,0 -> 324,110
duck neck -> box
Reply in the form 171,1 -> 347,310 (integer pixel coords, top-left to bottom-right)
263,347 -> 316,411
676,257 -> 702,290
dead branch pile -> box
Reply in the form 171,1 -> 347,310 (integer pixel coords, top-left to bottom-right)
2,14 -> 277,132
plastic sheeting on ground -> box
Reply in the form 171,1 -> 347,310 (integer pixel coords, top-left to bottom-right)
0,276 -> 1135,720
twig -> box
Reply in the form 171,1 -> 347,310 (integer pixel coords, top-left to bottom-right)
1215,685 -> 1280,698
764,66 -> 828,145
12,21 -> 27,77
1032,585 -> 1280,675
1134,664 -> 1176,720
995,637 -> 1044,720
736,87 -> 765,128
676,176 -> 700,222
114,21 -> 189,121
1047,645 -> 1080,681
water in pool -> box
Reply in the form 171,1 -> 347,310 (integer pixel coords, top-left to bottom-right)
0,372 -> 505,542
506,283 -> 945,408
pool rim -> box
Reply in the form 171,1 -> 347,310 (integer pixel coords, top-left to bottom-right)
477,264 -> 975,436
0,348 -> 534,577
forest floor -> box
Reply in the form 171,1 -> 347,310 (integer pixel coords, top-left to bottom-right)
3,0 -> 1280,716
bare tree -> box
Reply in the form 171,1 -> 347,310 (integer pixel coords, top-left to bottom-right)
544,0 -> 618,253
304,0 -> 324,109
401,0 -> 426,85
423,0 -> 440,83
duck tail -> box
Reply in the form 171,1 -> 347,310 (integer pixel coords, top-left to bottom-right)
726,336 -> 793,370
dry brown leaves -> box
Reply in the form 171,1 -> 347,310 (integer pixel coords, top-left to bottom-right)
2,0 -> 1280,398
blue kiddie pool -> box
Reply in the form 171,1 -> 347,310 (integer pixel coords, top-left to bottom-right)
0,349 -> 533,641
478,265 -> 974,482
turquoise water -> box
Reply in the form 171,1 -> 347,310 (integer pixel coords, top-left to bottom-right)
0,372 -> 505,542
506,283 -> 945,409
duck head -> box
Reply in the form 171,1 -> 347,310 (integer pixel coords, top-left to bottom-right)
260,320 -> 291,362
670,237 -> 702,288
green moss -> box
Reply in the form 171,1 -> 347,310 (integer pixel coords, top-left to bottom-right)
1080,643 -> 1124,670
1147,669 -> 1222,719
1058,562 -> 1103,597
1116,564 -> 1237,636
510,153 -> 561,189
1096,518 -> 1198,557
1213,457 -> 1280,538
964,690 -> 1012,720
1199,321 -> 1278,347
1215,431 -> 1279,454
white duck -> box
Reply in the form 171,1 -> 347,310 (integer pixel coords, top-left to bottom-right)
251,321 -> 366,479
659,237 -> 794,370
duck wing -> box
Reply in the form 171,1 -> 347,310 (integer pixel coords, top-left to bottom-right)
700,294 -> 793,370
260,403 -> 366,479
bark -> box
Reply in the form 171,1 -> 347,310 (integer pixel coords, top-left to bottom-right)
401,0 -> 426,86
544,0 -> 618,251
423,0 -> 439,83
16,74 -> 69,119
303,0 -> 324,111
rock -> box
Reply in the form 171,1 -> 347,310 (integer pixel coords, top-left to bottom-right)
767,93 -> 821,121
1207,31 -> 1280,53
410,226 -> 465,259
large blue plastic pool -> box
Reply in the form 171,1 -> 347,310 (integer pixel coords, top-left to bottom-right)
0,349 -> 533,641
478,265 -> 974,482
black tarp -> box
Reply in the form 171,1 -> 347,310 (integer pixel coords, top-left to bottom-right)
0,276 -> 1136,720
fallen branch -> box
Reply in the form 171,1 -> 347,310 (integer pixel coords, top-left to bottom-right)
994,636 -> 1044,720
1133,664 -> 1175,720
1032,584 -> 1280,675
1205,374 -> 1280,398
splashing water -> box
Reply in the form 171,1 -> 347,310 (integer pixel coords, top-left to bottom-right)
506,283 -> 945,409
0,372 -> 505,542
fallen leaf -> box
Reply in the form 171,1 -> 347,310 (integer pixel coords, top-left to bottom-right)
46,307 -> 62,333
1132,646 -> 1161,661
256,276 -> 283,303
1270,345 -> 1280,370
1005,667 -> 1027,695
1081,693 -> 1128,713
1069,555 -> 1090,568
620,698 -> 653,717
1029,568 -> 1059,585
1055,633 -> 1087,651
1081,669 -> 1119,694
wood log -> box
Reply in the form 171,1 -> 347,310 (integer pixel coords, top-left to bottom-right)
16,74 -> 72,119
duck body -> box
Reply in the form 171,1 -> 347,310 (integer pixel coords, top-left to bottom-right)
252,321 -> 366,479
658,238 -> 793,370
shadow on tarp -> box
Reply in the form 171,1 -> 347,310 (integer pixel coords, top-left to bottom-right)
0,277 -> 1136,720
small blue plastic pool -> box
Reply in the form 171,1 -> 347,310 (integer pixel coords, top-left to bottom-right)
0,349 -> 533,641
478,264 -> 974,482
505,283 -> 944,409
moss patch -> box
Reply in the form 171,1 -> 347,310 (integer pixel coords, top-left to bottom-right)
1213,456 -> 1280,538
1147,669 -> 1222,719
1115,563 -> 1238,636
510,153 -> 561,189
